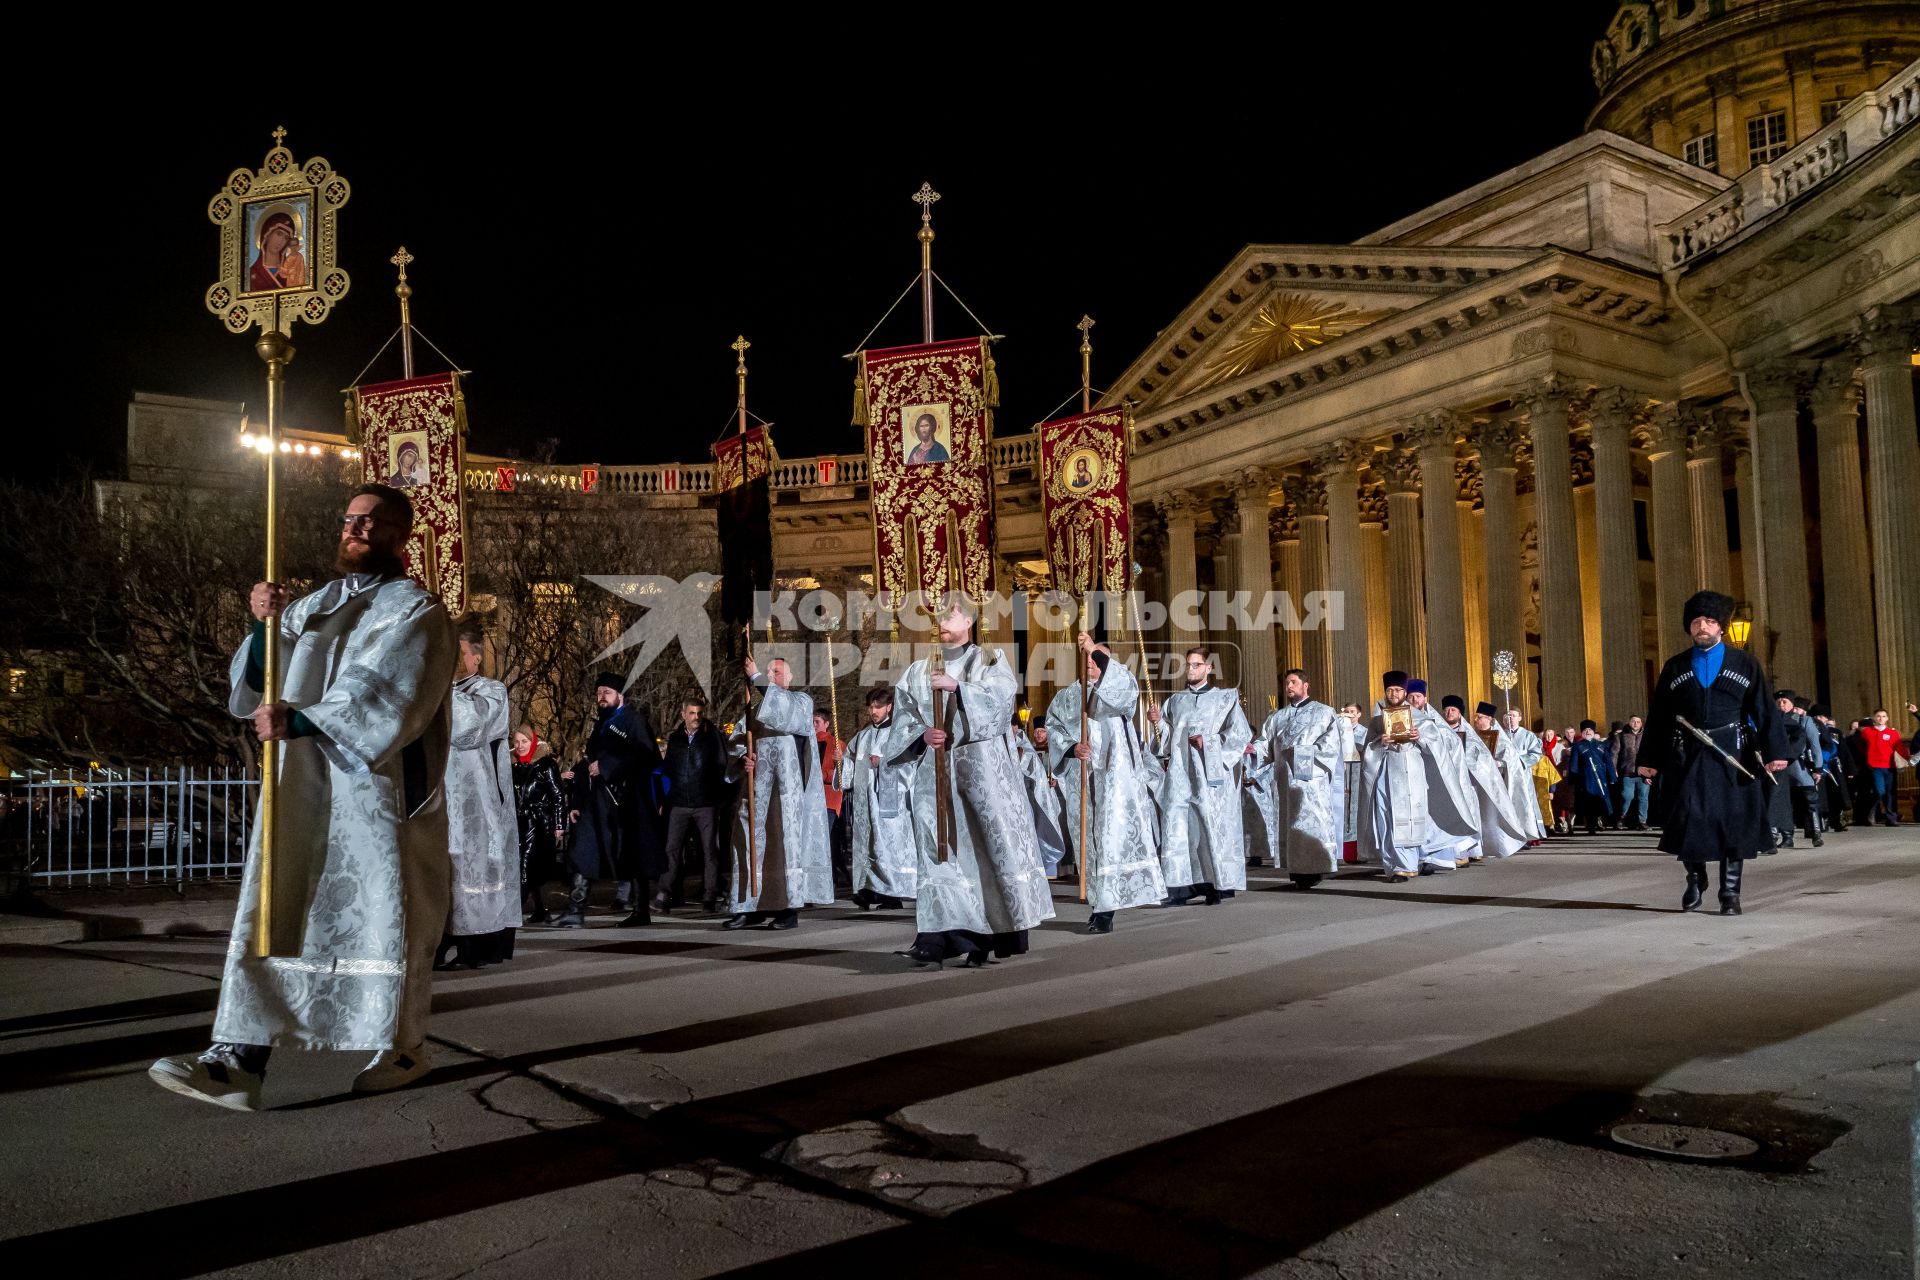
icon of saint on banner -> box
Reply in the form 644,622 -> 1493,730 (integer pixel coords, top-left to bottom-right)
901,403 -> 952,466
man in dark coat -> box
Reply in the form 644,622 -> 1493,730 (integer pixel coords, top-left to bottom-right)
654,696 -> 730,913
1640,591 -> 1790,915
1569,721 -> 1617,835
556,674 -> 666,928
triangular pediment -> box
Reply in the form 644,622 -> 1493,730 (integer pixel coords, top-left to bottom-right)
1111,245 -> 1541,413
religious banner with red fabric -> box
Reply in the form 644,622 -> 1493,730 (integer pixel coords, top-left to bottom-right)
712,426 -> 773,634
351,371 -> 468,615
856,337 -> 997,603
1039,407 -> 1130,597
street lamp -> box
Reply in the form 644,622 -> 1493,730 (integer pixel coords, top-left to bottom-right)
1729,602 -> 1753,649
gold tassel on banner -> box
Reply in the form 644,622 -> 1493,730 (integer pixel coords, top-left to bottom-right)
983,346 -> 1000,408
342,391 -> 361,445
452,373 -> 470,439
851,369 -> 869,428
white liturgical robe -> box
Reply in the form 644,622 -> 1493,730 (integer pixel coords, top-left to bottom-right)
214,575 -> 454,1053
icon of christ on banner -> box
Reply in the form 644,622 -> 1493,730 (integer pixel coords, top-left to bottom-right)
902,403 -> 952,465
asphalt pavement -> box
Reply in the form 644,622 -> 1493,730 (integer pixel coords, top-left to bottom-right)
1,825 -> 1915,1278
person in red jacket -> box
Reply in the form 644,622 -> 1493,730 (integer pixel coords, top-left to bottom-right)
1858,708 -> 1904,826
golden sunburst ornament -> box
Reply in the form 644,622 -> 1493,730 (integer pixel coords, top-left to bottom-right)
1203,293 -> 1395,385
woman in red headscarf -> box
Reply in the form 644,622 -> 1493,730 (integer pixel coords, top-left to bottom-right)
511,724 -> 566,923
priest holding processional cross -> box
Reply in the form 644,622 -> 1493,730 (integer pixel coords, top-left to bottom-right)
850,183 -> 1054,967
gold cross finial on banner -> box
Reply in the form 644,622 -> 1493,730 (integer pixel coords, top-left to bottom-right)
390,246 -> 413,283
913,182 -> 941,228
1077,314 -> 1095,353
271,125 -> 287,148
731,333 -> 750,373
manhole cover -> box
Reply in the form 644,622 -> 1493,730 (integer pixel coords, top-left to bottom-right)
1609,1123 -> 1760,1161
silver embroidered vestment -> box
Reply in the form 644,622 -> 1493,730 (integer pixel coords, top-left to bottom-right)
835,721 -> 920,899
445,675 -> 522,936
1153,685 -> 1253,891
214,576 -> 455,1053
886,645 -> 1055,934
1045,660 -> 1168,912
727,682 -> 835,913
1248,699 -> 1345,875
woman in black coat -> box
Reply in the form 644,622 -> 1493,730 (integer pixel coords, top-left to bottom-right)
511,725 -> 565,923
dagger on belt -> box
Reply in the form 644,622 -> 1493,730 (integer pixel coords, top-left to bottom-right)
1675,715 -> 1771,784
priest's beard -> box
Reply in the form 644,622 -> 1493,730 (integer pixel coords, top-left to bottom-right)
336,540 -> 406,579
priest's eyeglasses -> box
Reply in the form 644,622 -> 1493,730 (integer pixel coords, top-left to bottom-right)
340,514 -> 383,532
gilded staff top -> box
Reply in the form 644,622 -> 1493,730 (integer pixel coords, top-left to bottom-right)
205,126 -> 352,335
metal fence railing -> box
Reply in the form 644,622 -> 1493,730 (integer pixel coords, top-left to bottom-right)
3,767 -> 256,887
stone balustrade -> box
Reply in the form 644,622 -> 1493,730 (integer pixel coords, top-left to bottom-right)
462,430 -> 1040,498
1662,56 -> 1919,268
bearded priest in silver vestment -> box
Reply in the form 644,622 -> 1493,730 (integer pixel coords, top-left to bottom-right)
889,601 -> 1055,967
834,683 -> 918,910
1248,668 -> 1346,888
1361,671 -> 1435,883
726,656 -> 834,930
1015,722 -> 1068,877
1045,634 -> 1168,933
1149,645 -> 1253,906
150,485 -> 455,1112
436,625 -> 521,968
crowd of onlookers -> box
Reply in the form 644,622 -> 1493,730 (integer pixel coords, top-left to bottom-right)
1537,699 -> 1919,844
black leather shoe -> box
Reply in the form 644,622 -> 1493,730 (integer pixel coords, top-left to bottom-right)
766,914 -> 799,930
551,911 -> 585,929
617,910 -> 651,928
1681,862 -> 1708,912
702,898 -> 720,914
1810,834 -> 1824,847
893,947 -> 942,968
1085,911 -> 1115,934
720,914 -> 752,930
1289,874 -> 1323,890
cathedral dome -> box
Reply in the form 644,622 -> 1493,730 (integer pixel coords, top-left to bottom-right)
1587,0 -> 1920,176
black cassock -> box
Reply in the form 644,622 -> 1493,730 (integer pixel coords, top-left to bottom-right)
1644,645 -> 1788,862
568,704 -> 667,882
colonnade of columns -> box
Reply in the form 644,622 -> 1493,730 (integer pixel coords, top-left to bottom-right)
1145,311 -> 1918,725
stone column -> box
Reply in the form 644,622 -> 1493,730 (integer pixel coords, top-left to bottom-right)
1457,455 -> 1488,707
1807,363 -> 1878,716
1362,487 -> 1392,691
1641,404 -> 1697,658
1516,382 -> 1589,729
1212,501 -> 1241,685
1317,441 -> 1369,708
1232,472 -> 1280,718
1741,361 -> 1816,693
1155,492 -> 1204,653
1298,476 -> 1332,699
1729,424 -> 1765,647
1574,465 -> 1605,719
1380,448 -> 1427,678
1856,306 -> 1920,719
1587,387 -> 1648,721
1473,421 -> 1526,717
1685,411 -> 1731,594
1409,411 -> 1470,698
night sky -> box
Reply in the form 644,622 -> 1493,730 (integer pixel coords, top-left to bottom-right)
20,6 -> 1618,481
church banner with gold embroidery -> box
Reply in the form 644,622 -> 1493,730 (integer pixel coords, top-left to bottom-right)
712,426 -> 773,631
354,372 -> 468,616
1040,408 -> 1130,597
859,337 -> 996,601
